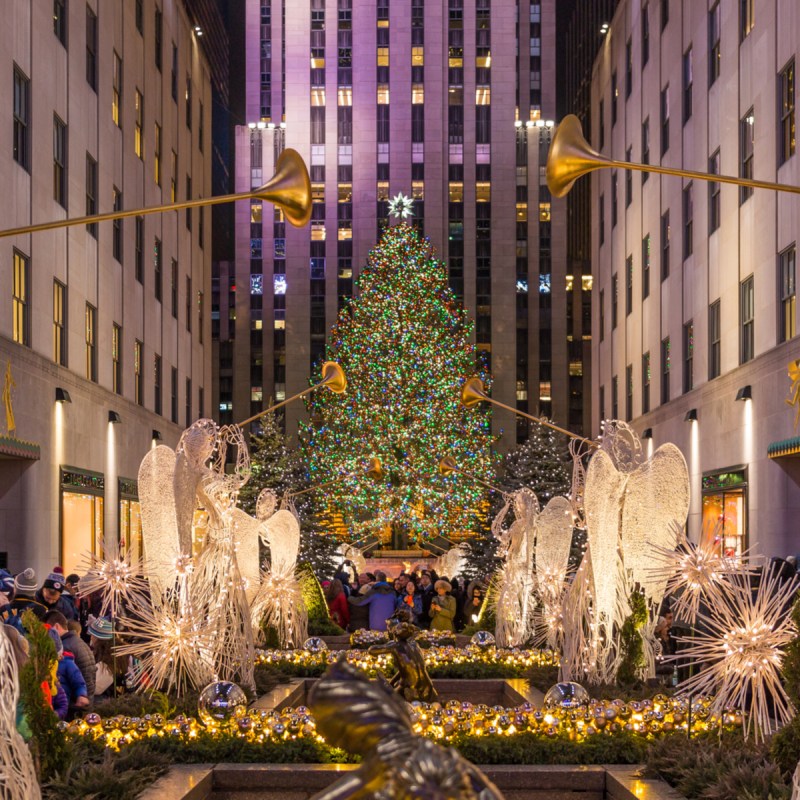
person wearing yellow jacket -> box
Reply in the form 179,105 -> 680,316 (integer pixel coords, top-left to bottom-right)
428,580 -> 456,632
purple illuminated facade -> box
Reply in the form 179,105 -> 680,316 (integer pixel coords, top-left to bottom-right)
214,0 -> 590,448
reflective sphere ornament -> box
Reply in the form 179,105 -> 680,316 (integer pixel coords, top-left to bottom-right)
303,636 -> 329,652
470,630 -> 496,649
543,681 -> 590,709
197,680 -> 248,727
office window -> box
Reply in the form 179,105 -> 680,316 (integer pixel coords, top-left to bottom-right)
740,0 -> 754,40
186,276 -> 192,331
625,254 -> 633,315
185,378 -> 192,428
626,364 -> 633,422
154,355 -> 162,415
54,0 -> 67,45
199,102 -> 204,152
154,123 -> 161,185
198,387 -> 204,418
599,99 -> 605,150
611,172 -> 618,227
625,147 -> 633,207
779,245 -> 797,343
186,76 -> 192,129
780,60 -> 796,165
642,351 -> 651,413
86,5 -> 97,90
599,385 -> 605,429
134,90 -> 144,159
112,52 -> 122,127
12,251 -> 29,346
135,217 -> 144,283
660,85 -> 669,155
171,43 -> 178,102
641,5 -> 649,67
134,340 -> 143,405
625,39 -> 632,98
709,300 -> 721,379
661,337 -> 670,404
611,72 -> 618,126
155,7 -> 163,71
611,273 -> 618,329
13,67 -> 30,171
599,193 -> 605,245
186,176 -> 192,230
641,118 -> 650,182
740,276 -> 754,363
683,320 -> 694,393
135,0 -> 143,33
171,259 -> 178,317
642,234 -> 651,299
53,116 -> 67,207
198,292 -> 204,344
708,150 -> 721,233
682,47 -> 692,123
611,375 -> 619,420
85,154 -> 97,238
171,151 -> 177,203
171,367 -> 178,424
153,238 -> 162,302
85,304 -> 97,382
112,324 -> 122,394
53,280 -> 67,366
112,188 -> 122,262
709,4 -> 720,85
682,183 -> 693,259
740,109 -> 755,203
599,288 -> 605,342
661,210 -> 670,280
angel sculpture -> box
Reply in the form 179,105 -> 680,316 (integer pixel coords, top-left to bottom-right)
308,658 -> 504,800
250,489 -> 307,648
581,421 -> 689,683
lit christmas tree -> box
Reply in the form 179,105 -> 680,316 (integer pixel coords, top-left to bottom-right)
302,223 -> 497,548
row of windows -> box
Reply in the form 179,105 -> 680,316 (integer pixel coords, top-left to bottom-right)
12,248 -> 206,381
599,245 -> 796,402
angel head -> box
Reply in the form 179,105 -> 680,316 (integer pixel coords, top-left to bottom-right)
513,487 -> 539,523
177,419 -> 219,468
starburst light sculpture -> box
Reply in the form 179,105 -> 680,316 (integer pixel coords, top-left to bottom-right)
78,551 -> 148,619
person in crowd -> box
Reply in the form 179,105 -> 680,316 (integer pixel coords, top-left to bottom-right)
1,623 -> 30,736
429,580 -> 456,632
393,577 -> 405,595
325,578 -> 351,630
350,573 -> 373,597
348,570 -> 396,631
464,584 -> 485,626
655,609 -> 676,656
35,572 -> 77,621
44,610 -> 96,703
88,617 -> 122,700
45,628 -> 72,721
6,569 -> 47,627
333,564 -> 353,597
347,577 -> 372,632
449,577 -> 466,630
417,571 -> 436,629
395,579 -> 422,624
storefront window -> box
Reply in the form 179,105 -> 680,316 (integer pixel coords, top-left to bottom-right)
701,469 -> 747,557
119,477 -> 142,565
61,467 -> 105,574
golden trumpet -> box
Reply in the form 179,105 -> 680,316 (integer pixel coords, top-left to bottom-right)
438,456 -> 458,477
366,457 -> 385,482
546,114 -> 800,199
0,148 -> 312,238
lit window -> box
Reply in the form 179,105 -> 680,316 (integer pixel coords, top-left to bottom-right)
377,47 -> 389,66
476,182 -> 491,202
539,381 -> 552,401
475,86 -> 491,105
377,18 -> 389,28
338,88 -> 352,106
412,84 -> 424,104
274,319 -> 286,330
251,387 -> 263,403
311,223 -> 326,241
377,181 -> 389,201
449,182 -> 464,202
311,183 -> 325,202
476,52 -> 491,68
338,183 -> 352,202
338,226 -> 352,241
310,55 -> 325,69
377,85 -> 389,104
539,274 -> 551,293
516,279 -> 528,293
582,276 -> 593,291
250,275 -> 263,295
251,201 -> 262,223
412,181 -> 424,199
134,90 -> 144,159
516,202 -> 528,222
311,88 -> 326,106
539,202 -> 551,222
412,47 -> 424,66
565,275 -> 574,291
273,274 -> 287,295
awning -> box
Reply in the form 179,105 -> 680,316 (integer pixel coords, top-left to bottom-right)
768,435 -> 800,460
0,435 -> 40,460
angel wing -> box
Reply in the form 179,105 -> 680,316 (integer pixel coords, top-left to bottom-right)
261,509 -> 301,576
138,445 -> 181,597
230,507 -> 266,604
535,496 -> 574,584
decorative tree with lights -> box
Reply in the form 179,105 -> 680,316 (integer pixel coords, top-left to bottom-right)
302,222 -> 496,548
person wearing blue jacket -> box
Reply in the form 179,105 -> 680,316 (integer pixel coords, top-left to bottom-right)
395,580 -> 423,624
48,627 -> 89,718
348,571 -> 396,631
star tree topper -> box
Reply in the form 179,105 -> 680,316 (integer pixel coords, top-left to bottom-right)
388,192 -> 415,220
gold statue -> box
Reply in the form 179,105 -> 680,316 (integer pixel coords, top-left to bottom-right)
2,361 -> 15,438
308,658 -> 504,800
787,360 -> 800,430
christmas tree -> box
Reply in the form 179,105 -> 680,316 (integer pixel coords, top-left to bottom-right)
302,223 -> 496,548
241,410 -> 340,577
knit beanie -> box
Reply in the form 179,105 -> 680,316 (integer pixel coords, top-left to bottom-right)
14,568 -> 37,594
0,568 -> 15,596
43,572 -> 65,593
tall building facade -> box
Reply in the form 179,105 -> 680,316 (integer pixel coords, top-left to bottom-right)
0,1 -> 212,577
592,0 -> 800,557
215,0 -> 583,456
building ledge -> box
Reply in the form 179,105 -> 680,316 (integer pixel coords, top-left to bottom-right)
0,435 -> 40,460
768,435 -> 800,459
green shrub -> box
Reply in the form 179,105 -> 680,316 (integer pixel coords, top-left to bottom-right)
428,661 -> 527,679
462,572 -> 500,637
616,591 -> 647,686
770,715 -> 800,776
299,562 -> 345,636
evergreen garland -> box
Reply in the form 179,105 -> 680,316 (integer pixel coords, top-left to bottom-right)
617,592 -> 648,686
298,562 -> 345,636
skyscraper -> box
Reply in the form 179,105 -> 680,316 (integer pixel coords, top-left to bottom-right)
215,0 -> 583,455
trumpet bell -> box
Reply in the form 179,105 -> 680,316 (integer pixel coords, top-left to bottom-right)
460,377 -> 489,409
366,457 -> 384,482
253,148 -> 312,227
320,361 -> 347,394
546,114 -> 611,199
438,456 -> 458,477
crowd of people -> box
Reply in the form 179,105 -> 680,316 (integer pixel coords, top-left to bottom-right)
323,563 -> 488,634
0,566 -> 121,727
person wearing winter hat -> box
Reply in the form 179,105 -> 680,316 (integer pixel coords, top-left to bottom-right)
5,569 -> 47,628
0,568 -> 15,600
44,628 -> 70,720
35,572 -> 77,621
44,610 -> 96,703
88,617 -> 122,699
